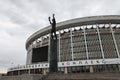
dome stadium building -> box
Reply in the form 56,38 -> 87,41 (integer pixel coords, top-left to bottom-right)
8,15 -> 120,75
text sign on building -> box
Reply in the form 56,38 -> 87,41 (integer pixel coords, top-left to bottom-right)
58,58 -> 120,67
8,58 -> 120,71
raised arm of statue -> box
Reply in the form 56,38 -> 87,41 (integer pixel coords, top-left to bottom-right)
48,17 -> 52,25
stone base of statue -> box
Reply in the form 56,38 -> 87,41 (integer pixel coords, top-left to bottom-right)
49,36 -> 58,72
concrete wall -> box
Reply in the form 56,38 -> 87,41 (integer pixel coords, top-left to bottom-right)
0,74 -> 43,80
26,45 -> 33,64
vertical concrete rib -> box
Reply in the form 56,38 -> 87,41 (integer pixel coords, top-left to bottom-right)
41,37 -> 43,46
70,28 -> 74,60
96,24 -> 104,59
29,44 -> 33,64
58,31 -> 61,62
83,26 -> 89,59
48,34 -> 51,62
109,23 -> 120,58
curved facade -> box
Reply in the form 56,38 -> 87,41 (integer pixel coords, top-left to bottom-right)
8,15 -> 120,75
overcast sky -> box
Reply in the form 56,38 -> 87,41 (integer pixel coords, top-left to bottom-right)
0,0 -> 120,73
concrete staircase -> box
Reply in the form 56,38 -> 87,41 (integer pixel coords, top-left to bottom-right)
44,72 -> 120,80
0,72 -> 120,80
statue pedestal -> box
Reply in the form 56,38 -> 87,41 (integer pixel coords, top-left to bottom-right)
49,37 -> 58,72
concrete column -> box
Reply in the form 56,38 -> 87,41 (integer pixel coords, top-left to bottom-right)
48,34 -> 50,63
109,23 -> 120,58
70,28 -> 74,60
83,26 -> 89,59
64,67 -> 68,74
118,65 -> 120,71
41,37 -> 43,46
26,69 -> 28,74
58,31 -> 61,62
34,69 -> 35,74
43,69 -> 47,75
90,65 -> 94,73
12,71 -> 13,76
18,70 -> 20,75
96,24 -> 104,59
28,69 -> 30,74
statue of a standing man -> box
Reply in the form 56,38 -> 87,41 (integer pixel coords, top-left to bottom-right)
48,14 -> 57,39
